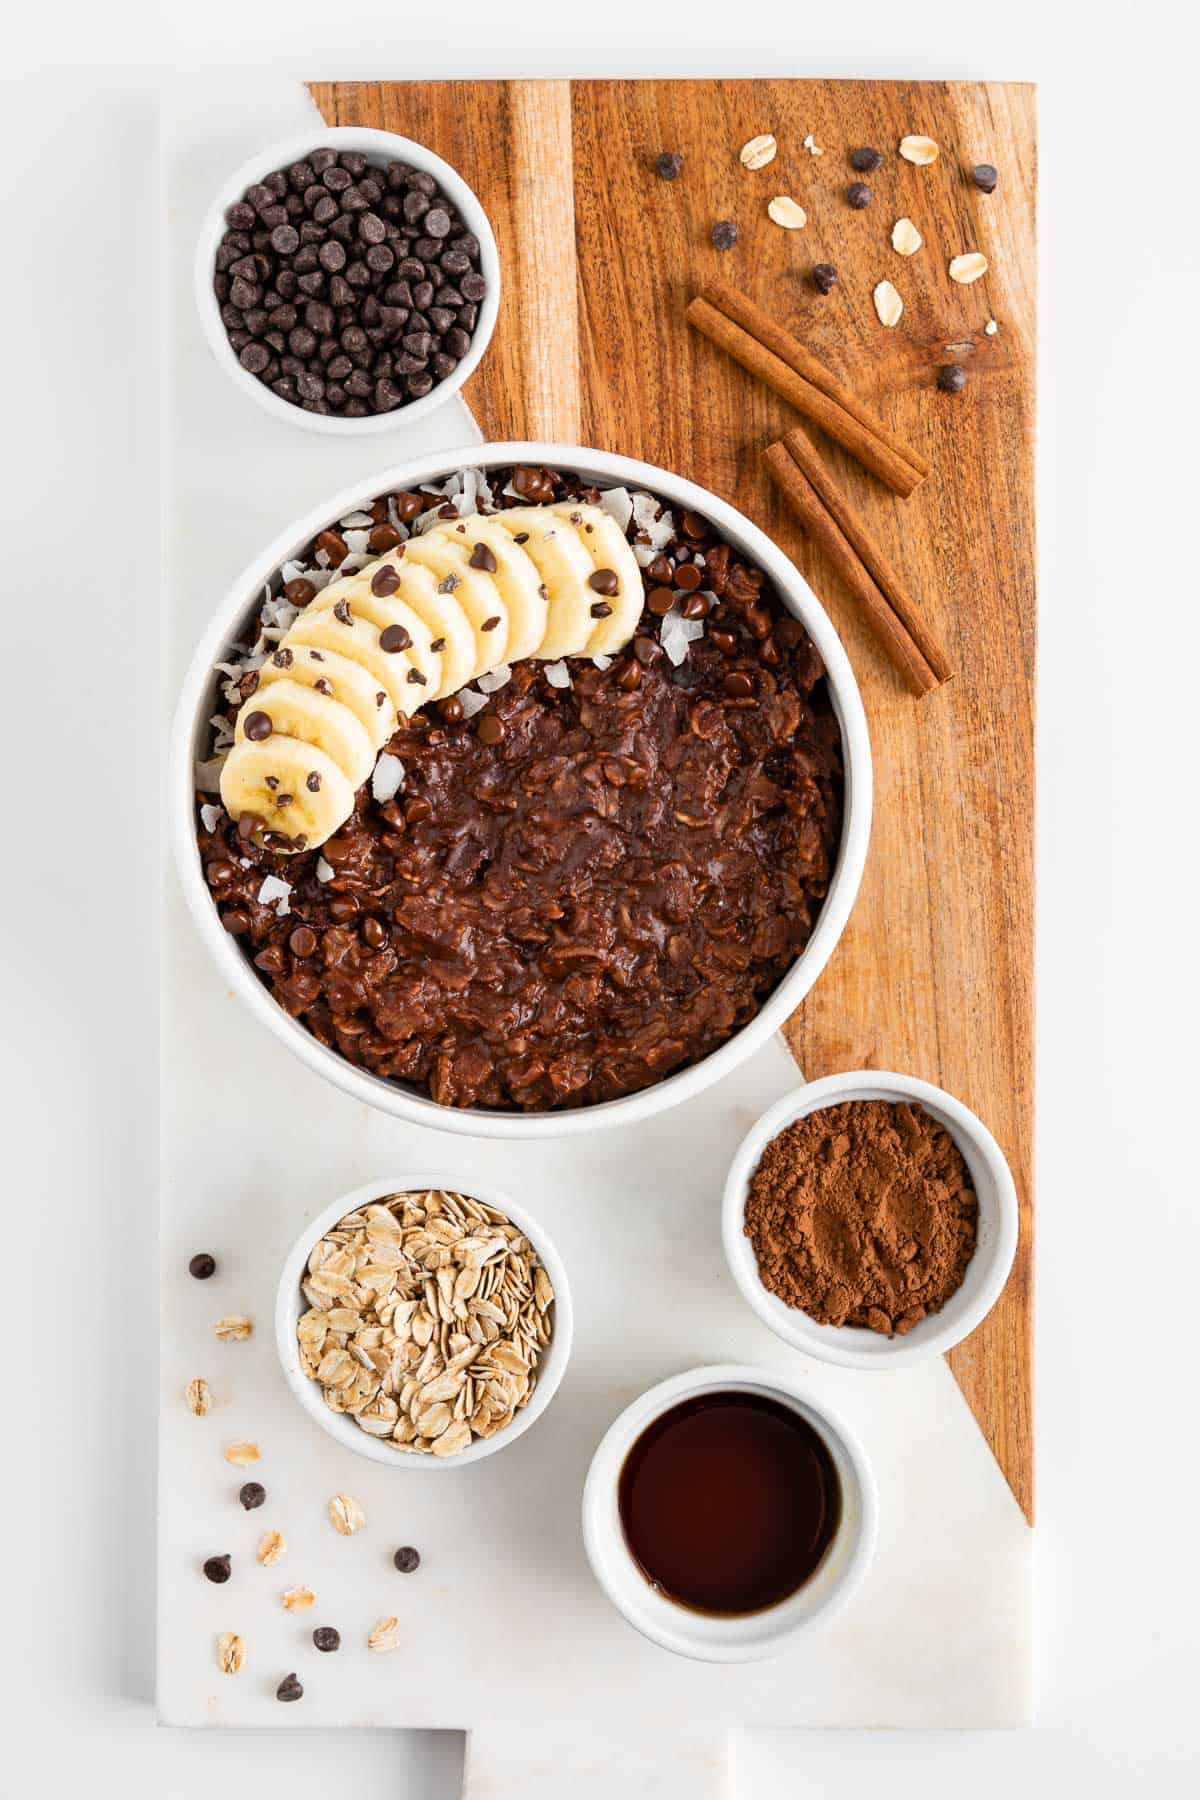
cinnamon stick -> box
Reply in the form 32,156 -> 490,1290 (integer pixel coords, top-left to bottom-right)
687,285 -> 928,498
763,437 -> 952,696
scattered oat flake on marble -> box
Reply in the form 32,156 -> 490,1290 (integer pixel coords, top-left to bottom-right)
256,1530 -> 287,1566
282,1586 -> 315,1612
214,1315 -> 253,1342
185,1378 -> 211,1416
873,281 -> 904,327
368,1616 -> 402,1653
949,252 -> 989,285
740,133 -> 777,170
329,1493 -> 366,1536
217,1632 -> 245,1674
899,135 -> 939,165
224,1439 -> 260,1466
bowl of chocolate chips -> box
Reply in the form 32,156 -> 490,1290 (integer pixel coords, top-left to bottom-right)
172,444 -> 872,1138
196,128 -> 499,433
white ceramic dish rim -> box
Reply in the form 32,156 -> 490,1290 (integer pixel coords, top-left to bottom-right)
581,1363 -> 877,1663
169,441 -> 873,1141
721,1071 -> 1020,1369
194,126 -> 501,437
274,1172 -> 574,1468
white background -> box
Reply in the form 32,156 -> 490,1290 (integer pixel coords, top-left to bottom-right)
2,2 -> 1196,1795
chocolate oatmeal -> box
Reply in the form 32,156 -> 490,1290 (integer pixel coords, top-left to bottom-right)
195,467 -> 843,1111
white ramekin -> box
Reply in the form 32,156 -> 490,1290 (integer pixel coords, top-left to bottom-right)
170,442 -> 873,1141
194,127 -> 500,436
275,1173 -> 573,1468
722,1072 -> 1020,1369
582,1364 -> 876,1662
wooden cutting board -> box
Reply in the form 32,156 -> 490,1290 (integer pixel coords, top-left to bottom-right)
309,77 -> 1037,1524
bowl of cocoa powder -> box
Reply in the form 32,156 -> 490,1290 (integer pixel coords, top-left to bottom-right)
721,1072 -> 1019,1368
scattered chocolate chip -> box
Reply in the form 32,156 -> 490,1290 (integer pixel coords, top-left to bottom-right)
813,263 -> 838,295
647,586 -> 676,616
972,163 -> 999,194
850,146 -> 884,172
847,182 -> 872,210
379,622 -> 413,654
203,1554 -> 231,1584
276,1673 -> 303,1703
469,542 -> 498,572
371,563 -> 400,596
588,568 -> 619,596
590,601 -> 613,618
239,1482 -> 266,1511
290,925 -> 317,958
313,1627 -> 341,1652
675,562 -> 702,592
243,710 -> 272,742
682,593 -> 709,621
406,667 -> 427,684
284,576 -> 317,606
188,1253 -> 216,1280
655,152 -> 684,181
711,219 -> 739,250
439,696 -> 464,724
937,363 -> 968,393
480,615 -> 501,632
476,714 -> 505,747
306,771 -> 322,792
645,554 -> 674,586
393,1546 -> 421,1573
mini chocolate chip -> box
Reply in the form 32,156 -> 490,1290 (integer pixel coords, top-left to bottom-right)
439,696 -> 464,724
271,648 -> 293,669
333,599 -> 353,625
656,151 -> 684,180
203,1554 -> 231,1584
711,219 -> 739,250
813,262 -> 838,294
645,555 -> 674,585
633,635 -> 661,665
306,770 -> 322,791
590,601 -> 613,618
380,623 -> 411,653
647,586 -> 675,616
847,182 -> 872,209
284,576 -> 316,605
276,1673 -> 303,1703
480,615 -> 501,632
362,917 -> 387,949
290,926 -> 317,958
937,363 -> 968,393
371,563 -> 400,596
313,1627 -> 341,1652
477,714 -> 505,746
617,660 -> 642,691
708,627 -> 738,656
469,542 -> 498,573
972,163 -> 999,194
723,670 -> 755,698
588,567 -> 619,596
243,711 -> 272,742
682,593 -> 709,621
188,1252 -> 216,1280
239,1482 -> 266,1510
393,1546 -> 421,1573
406,667 -> 427,684
675,563 -> 702,592
405,796 -> 433,825
850,146 -> 884,172
429,636 -> 446,652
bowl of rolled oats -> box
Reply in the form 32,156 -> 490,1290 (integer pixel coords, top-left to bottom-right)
275,1175 -> 572,1466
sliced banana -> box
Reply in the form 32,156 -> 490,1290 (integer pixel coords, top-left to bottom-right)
234,677 -> 375,789
219,735 -> 353,850
309,581 -> 443,702
427,515 -> 548,663
385,554 -> 477,699
492,507 -> 597,660
283,605 -> 422,717
549,503 -> 643,655
257,644 -> 396,753
400,532 -> 509,681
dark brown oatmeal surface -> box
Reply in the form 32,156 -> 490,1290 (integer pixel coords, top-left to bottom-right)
196,468 -> 843,1111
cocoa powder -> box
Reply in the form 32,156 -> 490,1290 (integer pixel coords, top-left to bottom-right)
743,1100 -> 978,1336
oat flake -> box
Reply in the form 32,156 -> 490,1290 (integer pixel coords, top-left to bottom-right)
739,133 -> 777,170
873,281 -> 904,328
899,135 -> 939,165
949,252 -> 989,285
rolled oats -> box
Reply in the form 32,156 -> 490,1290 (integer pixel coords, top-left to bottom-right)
368,1616 -> 402,1653
767,196 -> 807,230
185,1378 -> 211,1417
282,1585 -> 315,1612
297,1191 -> 555,1459
217,1632 -> 245,1674
948,252 -> 989,285
256,1530 -> 287,1566
223,1439 -> 260,1466
740,133 -> 778,170
899,135 -> 939,165
328,1493 -> 366,1536
214,1315 -> 253,1342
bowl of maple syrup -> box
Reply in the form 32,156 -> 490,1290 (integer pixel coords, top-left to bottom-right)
582,1364 -> 877,1662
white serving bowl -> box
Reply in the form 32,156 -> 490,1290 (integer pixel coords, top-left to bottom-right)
275,1173 -> 573,1468
722,1072 -> 1020,1369
170,442 -> 872,1140
195,127 -> 500,435
582,1364 -> 876,1662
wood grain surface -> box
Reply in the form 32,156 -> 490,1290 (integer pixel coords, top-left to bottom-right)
310,78 -> 1037,1523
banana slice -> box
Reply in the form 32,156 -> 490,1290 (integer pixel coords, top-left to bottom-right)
426,515 -> 548,664
234,677 -> 375,790
378,553 -> 476,699
219,735 -> 353,851
549,503 -> 643,656
284,605 -> 423,718
491,508 -> 597,660
400,532 -> 509,681
257,644 -> 396,753
309,579 -> 443,702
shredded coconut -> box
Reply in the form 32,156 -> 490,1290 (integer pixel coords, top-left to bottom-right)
200,803 -> 224,834
543,660 -> 571,689
457,687 -> 490,719
195,755 -> 228,792
476,663 -> 512,694
660,605 -> 706,667
598,486 -> 633,532
257,875 -> 292,917
316,857 -> 335,884
371,753 -> 405,804
339,510 -> 374,529
631,493 -> 675,551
